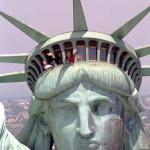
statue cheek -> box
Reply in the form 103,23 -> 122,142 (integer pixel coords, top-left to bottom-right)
95,116 -> 124,148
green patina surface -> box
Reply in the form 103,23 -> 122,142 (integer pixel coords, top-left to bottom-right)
135,45 -> 150,58
0,0 -> 150,150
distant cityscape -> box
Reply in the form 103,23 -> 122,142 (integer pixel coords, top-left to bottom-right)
0,95 -> 150,147
0,97 -> 30,136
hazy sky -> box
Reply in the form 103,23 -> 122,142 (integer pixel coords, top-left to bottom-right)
0,0 -> 150,98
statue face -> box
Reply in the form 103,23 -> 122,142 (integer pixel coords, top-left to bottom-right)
49,82 -> 124,150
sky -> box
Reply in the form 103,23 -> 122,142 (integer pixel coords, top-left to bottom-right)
0,0 -> 150,98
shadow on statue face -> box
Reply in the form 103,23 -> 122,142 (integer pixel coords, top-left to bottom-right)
49,81 -> 125,150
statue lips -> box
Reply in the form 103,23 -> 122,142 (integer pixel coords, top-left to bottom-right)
80,140 -> 100,150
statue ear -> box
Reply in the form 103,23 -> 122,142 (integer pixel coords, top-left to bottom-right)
124,113 -> 149,150
123,113 -> 136,150
125,112 -> 135,134
124,112 -> 140,138
38,113 -> 51,136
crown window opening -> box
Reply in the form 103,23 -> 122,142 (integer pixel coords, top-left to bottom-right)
110,46 -> 119,64
137,79 -> 141,88
64,42 -> 73,50
76,40 -> 86,61
36,54 -> 44,62
124,57 -> 132,71
135,76 -> 140,88
28,82 -> 32,87
35,54 -> 44,70
28,83 -> 33,89
28,81 -> 34,87
27,77 -> 34,83
27,72 -> 36,82
29,86 -> 33,91
64,42 -> 76,63
27,79 -> 35,88
31,60 -> 41,74
131,68 -> 138,79
28,69 -> 38,80
100,43 -> 109,62
134,74 -> 139,83
89,41 -> 98,61
42,50 -> 50,63
42,49 -> 55,70
27,78 -> 34,87
128,62 -> 136,76
136,76 -> 141,84
129,65 -> 137,76
28,66 -> 38,77
118,51 -> 128,68
52,45 -> 63,65
137,77 -> 141,82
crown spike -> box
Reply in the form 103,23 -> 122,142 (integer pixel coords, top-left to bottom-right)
0,53 -> 29,64
135,45 -> 150,58
0,11 -> 50,43
73,0 -> 88,31
111,6 -> 150,39
0,71 -> 26,83
141,66 -> 150,76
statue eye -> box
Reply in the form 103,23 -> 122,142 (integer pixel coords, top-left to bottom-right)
91,103 -> 113,116
91,104 -> 99,115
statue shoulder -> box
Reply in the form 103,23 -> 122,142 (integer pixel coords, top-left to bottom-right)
0,102 -> 30,150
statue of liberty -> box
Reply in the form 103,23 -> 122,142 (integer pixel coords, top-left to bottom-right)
0,0 -> 150,150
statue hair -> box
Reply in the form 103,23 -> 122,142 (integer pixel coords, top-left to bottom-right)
35,62 -> 135,99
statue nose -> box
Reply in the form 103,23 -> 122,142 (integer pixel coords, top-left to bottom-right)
77,106 -> 95,138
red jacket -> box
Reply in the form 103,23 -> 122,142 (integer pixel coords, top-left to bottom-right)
67,55 -> 75,63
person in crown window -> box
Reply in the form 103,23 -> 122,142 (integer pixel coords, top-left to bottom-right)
66,49 -> 77,63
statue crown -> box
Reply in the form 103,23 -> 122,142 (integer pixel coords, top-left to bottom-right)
0,1 -> 149,93
26,32 -> 141,92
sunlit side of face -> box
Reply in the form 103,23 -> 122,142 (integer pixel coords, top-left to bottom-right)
49,82 -> 124,150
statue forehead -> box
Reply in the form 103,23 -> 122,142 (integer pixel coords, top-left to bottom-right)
50,81 -> 123,104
